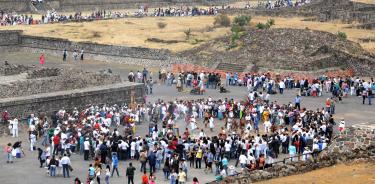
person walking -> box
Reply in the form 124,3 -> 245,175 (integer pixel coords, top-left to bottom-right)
49,156 -> 58,177
5,143 -> 13,163
126,162 -> 136,184
111,152 -> 120,177
83,137 -> 90,160
11,118 -> 18,138
105,165 -> 110,184
141,171 -> 148,184
169,169 -> 177,184
95,164 -> 102,184
60,154 -> 71,178
63,49 -> 67,61
294,95 -> 301,110
39,54 -> 45,66
73,50 -> 78,61
163,159 -> 171,180
178,168 -> 186,184
80,50 -> 84,61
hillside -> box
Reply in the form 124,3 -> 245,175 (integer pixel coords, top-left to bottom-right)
179,28 -> 375,76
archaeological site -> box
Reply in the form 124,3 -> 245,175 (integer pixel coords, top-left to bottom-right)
0,0 -> 374,184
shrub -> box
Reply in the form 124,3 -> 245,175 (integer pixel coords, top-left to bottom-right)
233,15 -> 251,27
213,14 -> 231,27
157,22 -> 167,29
337,31 -> 347,40
256,23 -> 267,29
184,28 -> 192,40
267,19 -> 275,27
92,31 -> 101,38
231,24 -> 244,33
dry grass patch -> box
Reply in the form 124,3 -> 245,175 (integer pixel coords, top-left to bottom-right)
0,16 -> 230,53
350,0 -> 375,4
1,15 -> 374,53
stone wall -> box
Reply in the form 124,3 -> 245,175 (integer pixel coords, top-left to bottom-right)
0,82 -> 145,118
0,31 -> 22,46
0,0 -> 30,12
0,30 -> 175,67
0,62 -> 31,76
0,68 -> 122,98
212,127 -> 375,184
20,35 -> 170,60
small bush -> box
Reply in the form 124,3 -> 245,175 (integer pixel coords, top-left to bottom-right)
157,22 -> 167,29
213,14 -> 231,27
233,15 -> 251,27
267,19 -> 275,26
231,24 -> 245,33
337,31 -> 347,40
184,28 -> 192,40
256,23 -> 267,29
92,31 -> 101,38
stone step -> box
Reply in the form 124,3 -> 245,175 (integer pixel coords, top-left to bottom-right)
215,62 -> 246,73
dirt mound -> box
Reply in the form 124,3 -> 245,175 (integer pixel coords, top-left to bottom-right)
179,28 -> 375,77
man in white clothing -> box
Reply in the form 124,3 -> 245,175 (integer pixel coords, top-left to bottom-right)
60,154 -> 71,178
11,118 -> 19,137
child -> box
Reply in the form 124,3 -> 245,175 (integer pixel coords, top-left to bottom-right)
339,118 -> 346,132
5,143 -> 13,163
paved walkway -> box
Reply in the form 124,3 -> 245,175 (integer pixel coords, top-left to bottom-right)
0,51 -> 374,184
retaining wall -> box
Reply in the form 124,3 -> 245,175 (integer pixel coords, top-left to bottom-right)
0,82 -> 145,118
0,30 -> 174,67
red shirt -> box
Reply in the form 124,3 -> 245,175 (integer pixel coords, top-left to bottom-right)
53,136 -> 60,145
141,174 -> 148,184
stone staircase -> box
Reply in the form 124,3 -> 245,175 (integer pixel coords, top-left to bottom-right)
30,2 -> 53,14
215,62 -> 247,73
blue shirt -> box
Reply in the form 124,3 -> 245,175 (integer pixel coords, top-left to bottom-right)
288,145 -> 296,155
89,167 -> 95,176
295,97 -> 301,103
222,158 -> 228,166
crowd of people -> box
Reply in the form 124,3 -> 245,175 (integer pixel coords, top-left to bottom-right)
3,79 -> 347,183
151,6 -> 219,17
0,9 -> 128,26
263,0 -> 314,9
155,70 -> 374,105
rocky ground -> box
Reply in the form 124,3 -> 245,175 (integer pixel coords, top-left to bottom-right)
179,28 -> 375,76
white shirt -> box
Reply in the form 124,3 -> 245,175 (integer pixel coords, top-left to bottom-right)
11,120 -> 18,129
84,140 -> 90,150
239,154 -> 247,164
60,156 -> 71,165
224,143 -> 231,152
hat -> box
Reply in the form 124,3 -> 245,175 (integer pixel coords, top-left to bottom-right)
229,165 -> 235,170
85,137 -> 89,140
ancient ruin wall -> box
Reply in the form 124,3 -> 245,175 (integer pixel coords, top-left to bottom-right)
0,83 -> 145,118
0,68 -> 122,98
0,30 -> 173,67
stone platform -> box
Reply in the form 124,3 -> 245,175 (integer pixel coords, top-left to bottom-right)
352,121 -> 375,130
0,82 -> 144,118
